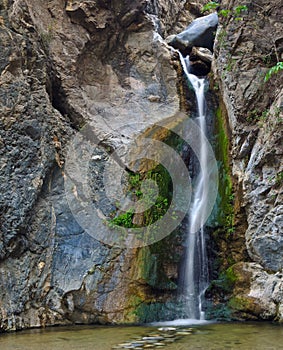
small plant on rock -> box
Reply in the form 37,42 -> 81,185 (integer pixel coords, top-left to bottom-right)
264,62 -> 283,82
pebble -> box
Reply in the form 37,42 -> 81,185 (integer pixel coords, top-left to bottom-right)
142,336 -> 164,341
112,325 -> 195,349
176,331 -> 192,335
158,327 -> 176,332
92,155 -> 102,160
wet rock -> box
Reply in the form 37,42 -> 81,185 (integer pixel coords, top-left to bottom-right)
0,0 -> 191,331
227,263 -> 283,320
188,60 -> 211,76
213,0 -> 283,321
190,47 -> 213,63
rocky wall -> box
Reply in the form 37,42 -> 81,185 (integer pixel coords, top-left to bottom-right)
0,0 -> 198,330
212,0 -> 283,321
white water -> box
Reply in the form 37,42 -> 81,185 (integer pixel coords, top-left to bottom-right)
179,54 -> 210,320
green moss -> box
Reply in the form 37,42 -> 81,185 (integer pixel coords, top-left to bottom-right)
209,266 -> 238,293
228,296 -> 250,311
206,303 -> 232,320
108,209 -> 136,228
214,106 -> 234,235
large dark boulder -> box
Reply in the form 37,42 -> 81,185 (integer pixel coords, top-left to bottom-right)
168,13 -> 218,55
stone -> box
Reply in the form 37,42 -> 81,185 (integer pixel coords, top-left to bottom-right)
190,47 -> 213,63
212,0 -> 283,322
0,0 -> 191,331
168,13 -> 218,55
188,59 -> 211,76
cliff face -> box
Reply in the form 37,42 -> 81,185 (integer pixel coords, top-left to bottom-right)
0,0 -> 197,330
0,0 -> 282,331
212,0 -> 283,321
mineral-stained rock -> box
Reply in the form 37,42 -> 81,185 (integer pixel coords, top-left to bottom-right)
228,263 -> 283,321
0,0 -> 192,331
0,0 -> 282,331
213,0 -> 283,321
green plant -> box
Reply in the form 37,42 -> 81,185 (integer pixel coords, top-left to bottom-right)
264,62 -> 283,82
202,2 -> 247,21
217,29 -> 227,48
234,5 -> 248,14
40,22 -> 55,51
108,209 -> 135,228
247,108 -> 269,124
275,171 -> 283,187
201,1 -> 219,13
225,56 -> 236,72
219,9 -> 231,17
128,173 -> 141,188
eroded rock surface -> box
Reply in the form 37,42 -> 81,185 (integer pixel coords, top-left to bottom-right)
0,0 -> 282,331
213,0 -> 283,320
0,0 -> 195,331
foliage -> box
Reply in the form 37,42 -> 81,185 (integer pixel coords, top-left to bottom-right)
218,9 -> 231,17
201,1 -> 219,13
247,106 -> 282,127
209,266 -> 237,294
264,62 -> 283,82
108,209 -> 135,228
275,171 -> 283,187
247,108 -> 269,124
202,2 -> 248,21
233,5 -> 248,20
107,164 -> 172,230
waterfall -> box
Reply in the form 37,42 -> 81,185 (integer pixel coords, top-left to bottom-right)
179,53 -> 210,320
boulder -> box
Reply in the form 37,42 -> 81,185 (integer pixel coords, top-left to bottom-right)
188,46 -> 213,75
168,13 -> 218,55
190,47 -> 213,63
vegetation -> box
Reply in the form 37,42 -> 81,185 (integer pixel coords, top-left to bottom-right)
108,209 -> 135,228
210,266 -> 238,293
275,171 -> 283,187
214,107 -> 234,236
247,106 -> 282,126
107,165 -> 172,230
264,62 -> 283,82
202,1 -> 248,21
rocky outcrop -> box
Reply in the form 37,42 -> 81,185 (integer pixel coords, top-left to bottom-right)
0,0 -> 282,331
0,0 -> 196,331
168,12 -> 218,54
212,0 -> 283,320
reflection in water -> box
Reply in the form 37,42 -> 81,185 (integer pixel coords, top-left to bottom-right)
0,323 -> 282,350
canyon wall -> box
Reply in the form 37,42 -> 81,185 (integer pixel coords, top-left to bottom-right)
212,0 -> 283,321
0,0 -> 282,330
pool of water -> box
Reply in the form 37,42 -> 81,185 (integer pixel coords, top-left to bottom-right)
0,322 -> 282,350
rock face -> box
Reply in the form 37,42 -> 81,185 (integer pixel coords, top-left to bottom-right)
0,0 -> 282,331
212,0 -> 283,320
0,0 -> 197,331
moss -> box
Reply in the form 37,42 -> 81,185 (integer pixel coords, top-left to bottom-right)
206,303 -> 232,320
228,296 -> 251,311
108,209 -> 136,228
209,265 -> 238,294
213,106 -> 234,235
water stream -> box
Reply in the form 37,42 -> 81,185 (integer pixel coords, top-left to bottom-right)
178,53 -> 210,320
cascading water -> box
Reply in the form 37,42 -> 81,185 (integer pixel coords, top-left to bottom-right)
179,53 -> 210,320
